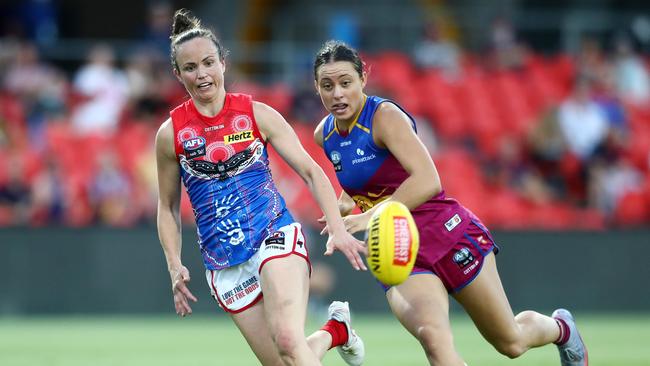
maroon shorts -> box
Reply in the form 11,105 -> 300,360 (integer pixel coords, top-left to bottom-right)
383,219 -> 499,293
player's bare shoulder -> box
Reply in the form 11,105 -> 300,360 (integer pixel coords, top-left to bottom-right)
155,118 -> 175,159
372,102 -> 412,147
374,102 -> 410,130
252,100 -> 286,141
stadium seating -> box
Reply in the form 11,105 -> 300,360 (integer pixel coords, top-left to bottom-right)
0,48 -> 647,229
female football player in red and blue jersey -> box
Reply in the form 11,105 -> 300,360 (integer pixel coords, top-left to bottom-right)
313,40 -> 588,366
156,11 -> 366,366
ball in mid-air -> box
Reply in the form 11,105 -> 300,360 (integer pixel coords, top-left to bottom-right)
365,201 -> 419,286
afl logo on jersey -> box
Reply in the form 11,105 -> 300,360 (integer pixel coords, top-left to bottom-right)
330,150 -> 343,172
183,136 -> 206,158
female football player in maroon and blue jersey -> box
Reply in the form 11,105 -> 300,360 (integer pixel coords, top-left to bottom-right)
155,11 -> 366,366
313,40 -> 587,366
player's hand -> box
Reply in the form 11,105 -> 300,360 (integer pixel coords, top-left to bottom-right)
342,211 -> 372,234
321,211 -> 371,236
169,265 -> 198,317
323,228 -> 368,271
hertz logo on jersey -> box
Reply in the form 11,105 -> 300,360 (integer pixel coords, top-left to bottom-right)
224,130 -> 253,144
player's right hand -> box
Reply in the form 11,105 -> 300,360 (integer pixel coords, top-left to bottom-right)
170,265 -> 198,317
324,227 -> 368,271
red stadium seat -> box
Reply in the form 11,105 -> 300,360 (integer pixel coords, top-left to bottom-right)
0,92 -> 26,128
491,71 -> 536,138
614,191 -> 649,226
528,202 -> 577,230
482,187 -> 530,229
113,122 -> 156,176
417,70 -> 467,139
433,147 -> 489,217
371,52 -> 416,92
457,74 -> 504,157
574,208 -> 607,230
548,54 -> 575,96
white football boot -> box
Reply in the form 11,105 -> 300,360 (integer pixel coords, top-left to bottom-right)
552,308 -> 588,366
328,301 -> 365,366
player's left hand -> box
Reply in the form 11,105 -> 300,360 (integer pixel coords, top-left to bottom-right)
170,265 -> 198,317
323,228 -> 368,271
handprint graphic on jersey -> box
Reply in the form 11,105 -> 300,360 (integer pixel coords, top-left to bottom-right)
218,219 -> 245,246
215,194 -> 242,220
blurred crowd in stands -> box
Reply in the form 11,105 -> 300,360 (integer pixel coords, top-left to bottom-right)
0,8 -> 649,230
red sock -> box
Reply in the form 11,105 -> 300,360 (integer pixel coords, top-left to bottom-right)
321,319 -> 349,349
554,318 -> 570,345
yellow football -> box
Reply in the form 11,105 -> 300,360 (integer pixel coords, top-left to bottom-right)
365,201 -> 419,286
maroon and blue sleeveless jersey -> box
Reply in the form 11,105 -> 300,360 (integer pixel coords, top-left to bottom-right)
171,93 -> 294,270
322,95 -> 472,266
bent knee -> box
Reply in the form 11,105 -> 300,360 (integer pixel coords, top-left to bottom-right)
416,325 -> 458,360
492,340 -> 526,359
272,328 -> 302,357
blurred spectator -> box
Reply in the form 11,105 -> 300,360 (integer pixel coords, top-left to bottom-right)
137,1 -> 173,59
590,158 -> 644,216
575,36 -> 609,88
412,20 -> 461,78
0,120 -> 7,147
486,136 -> 554,205
30,157 -> 65,225
71,44 -> 129,136
612,33 -> 650,105
1,0 -> 58,45
527,107 -> 570,198
487,16 -> 525,70
0,160 -> 31,225
3,41 -> 67,143
591,62 -> 629,159
557,77 -> 609,161
291,87 -> 325,124
556,77 -> 612,204
0,38 -> 20,82
89,151 -> 133,226
124,50 -> 171,121
125,51 -> 155,103
133,141 -> 158,223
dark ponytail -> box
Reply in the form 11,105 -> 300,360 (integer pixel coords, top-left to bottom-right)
171,8 -> 201,37
169,8 -> 226,71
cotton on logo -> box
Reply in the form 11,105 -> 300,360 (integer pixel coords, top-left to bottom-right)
356,148 -> 365,156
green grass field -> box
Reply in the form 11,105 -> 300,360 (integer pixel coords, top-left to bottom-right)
1,313 -> 648,365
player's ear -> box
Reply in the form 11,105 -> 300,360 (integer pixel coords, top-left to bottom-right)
361,71 -> 367,89
173,68 -> 182,82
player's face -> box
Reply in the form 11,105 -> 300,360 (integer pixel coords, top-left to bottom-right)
315,61 -> 366,124
174,37 -> 225,104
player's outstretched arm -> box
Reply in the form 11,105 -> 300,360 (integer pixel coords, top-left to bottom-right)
155,119 -> 198,316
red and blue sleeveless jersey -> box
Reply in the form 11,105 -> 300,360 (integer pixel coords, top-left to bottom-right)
171,93 -> 294,270
322,95 -> 472,266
